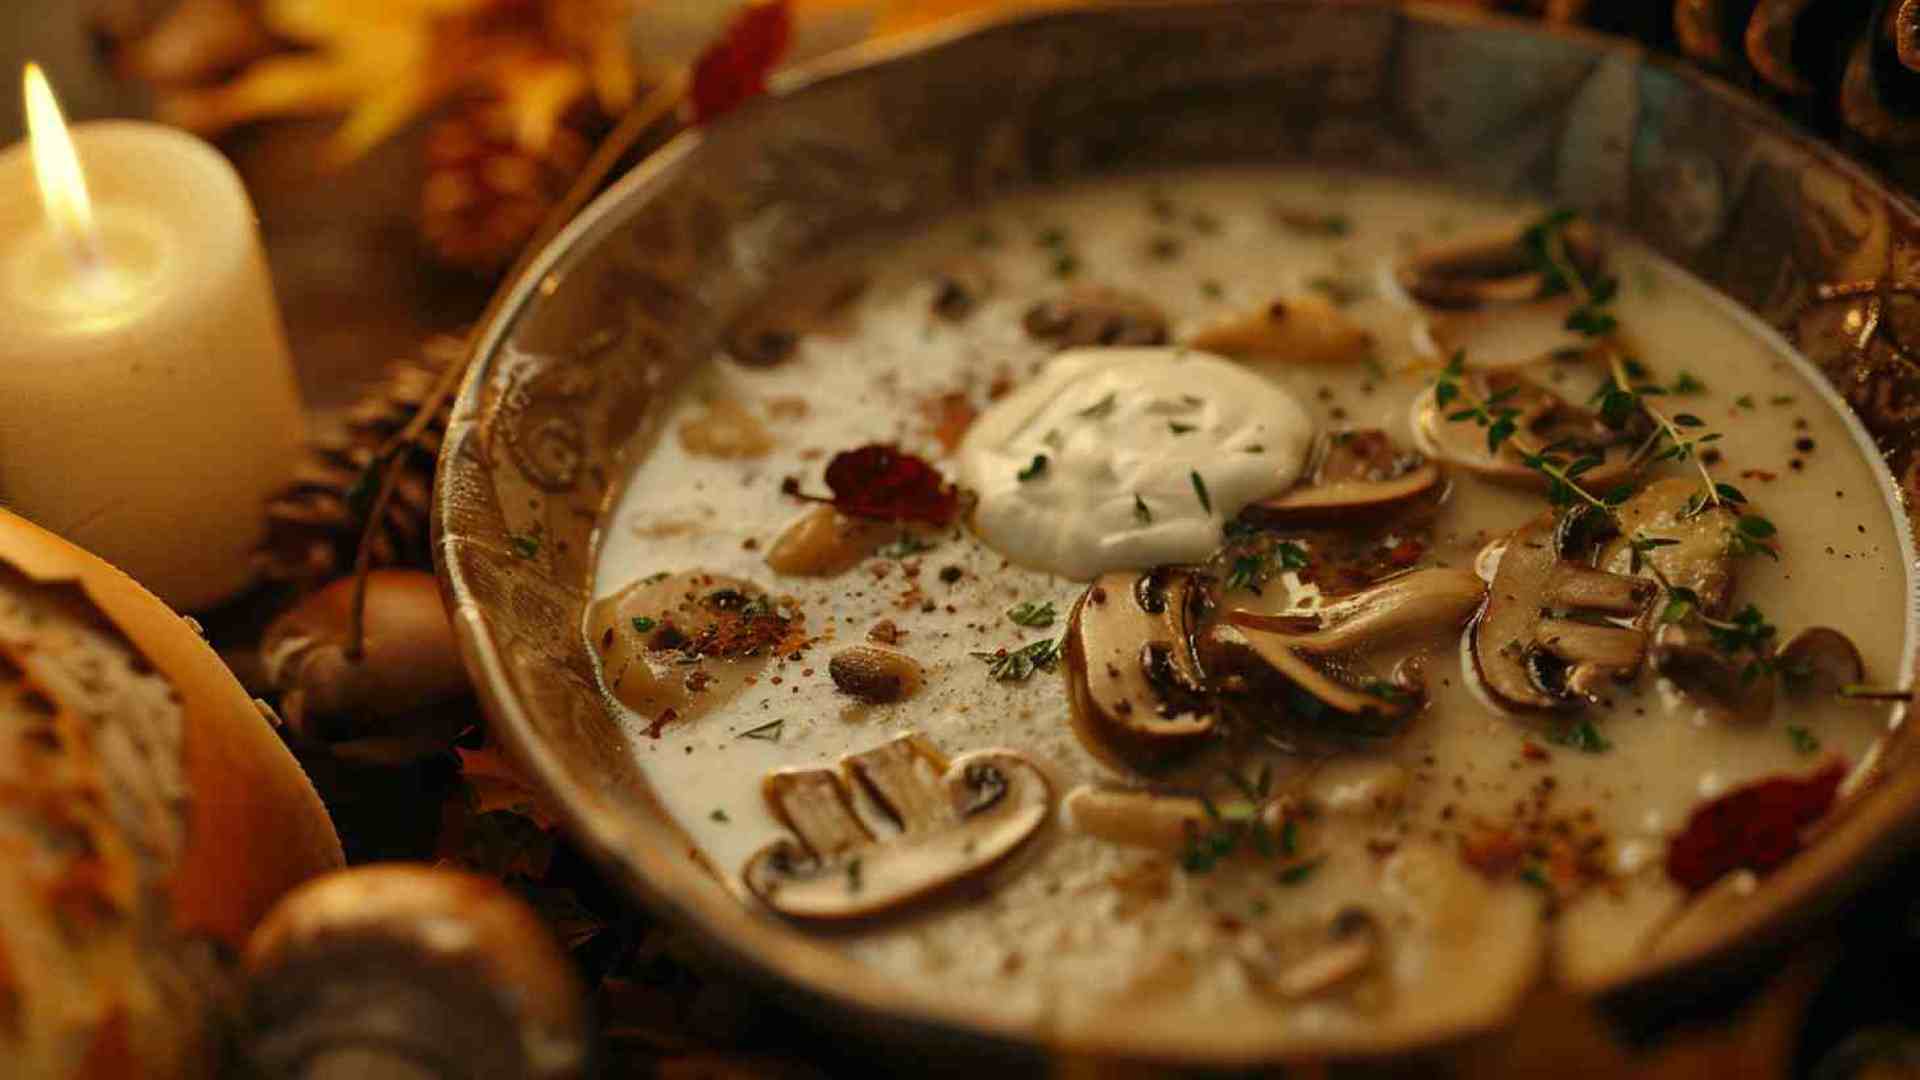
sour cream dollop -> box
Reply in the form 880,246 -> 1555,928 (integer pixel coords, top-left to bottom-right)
959,347 -> 1315,579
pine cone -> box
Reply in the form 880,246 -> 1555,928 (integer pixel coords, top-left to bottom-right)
259,337 -> 462,587
1452,1 -> 1920,150
421,104 -> 598,275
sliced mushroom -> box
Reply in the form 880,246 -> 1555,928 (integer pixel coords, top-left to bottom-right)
587,571 -> 800,729
742,733 -> 1051,921
1244,429 -> 1444,528
1650,624 -> 1777,723
1063,568 -> 1216,773
1186,293 -> 1374,364
764,505 -> 899,577
1471,516 -> 1656,711
1023,285 -> 1170,348
1397,219 -> 1602,309
1064,783 -> 1283,854
1778,627 -> 1867,700
1413,370 -> 1637,492
1599,476 -> 1739,618
1204,568 -> 1486,734
1265,908 -> 1381,999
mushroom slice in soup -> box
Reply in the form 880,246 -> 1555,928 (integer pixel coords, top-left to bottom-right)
1186,292 -> 1375,365
1064,783 -> 1283,854
1650,624 -> 1778,723
1064,567 -> 1217,773
1597,477 -> 1740,619
742,733 -> 1052,921
1397,218 -> 1603,310
1413,371 -> 1639,492
1471,516 -> 1657,711
587,571 -> 802,729
1778,627 -> 1868,700
1023,284 -> 1170,348
1244,429 -> 1444,528
1204,568 -> 1486,735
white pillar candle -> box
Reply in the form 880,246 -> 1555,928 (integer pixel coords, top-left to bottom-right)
0,72 -> 303,611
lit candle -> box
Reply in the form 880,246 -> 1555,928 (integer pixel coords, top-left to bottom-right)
0,65 -> 304,611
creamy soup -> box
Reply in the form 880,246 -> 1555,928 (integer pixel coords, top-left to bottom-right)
589,170 -> 1913,1050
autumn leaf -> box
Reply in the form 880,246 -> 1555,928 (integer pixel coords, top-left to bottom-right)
689,1 -> 793,123
455,741 -> 563,830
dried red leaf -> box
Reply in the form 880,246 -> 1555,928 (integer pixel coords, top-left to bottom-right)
690,1 -> 792,125
1665,759 -> 1846,892
812,443 -> 960,526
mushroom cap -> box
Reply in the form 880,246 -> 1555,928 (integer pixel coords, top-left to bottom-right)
1411,372 -> 1636,493
1778,626 -> 1867,700
1470,515 -> 1655,712
244,864 -> 588,1080
1598,477 -> 1739,619
1650,625 -> 1778,723
1063,568 -> 1217,773
1244,429 -> 1445,528
1023,284 -> 1170,348
1397,219 -> 1603,310
742,733 -> 1052,921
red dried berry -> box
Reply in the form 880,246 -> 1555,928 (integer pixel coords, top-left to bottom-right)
691,1 -> 793,125
1665,759 -> 1846,892
819,444 -> 959,526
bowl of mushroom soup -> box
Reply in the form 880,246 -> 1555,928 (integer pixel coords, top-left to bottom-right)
435,1 -> 1920,1066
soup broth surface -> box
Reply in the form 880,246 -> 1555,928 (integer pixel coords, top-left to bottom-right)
591,170 -> 1913,1048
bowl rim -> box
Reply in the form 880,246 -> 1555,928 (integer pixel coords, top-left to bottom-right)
436,0 -> 1920,1064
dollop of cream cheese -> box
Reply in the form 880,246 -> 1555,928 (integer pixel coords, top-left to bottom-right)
959,347 -> 1315,579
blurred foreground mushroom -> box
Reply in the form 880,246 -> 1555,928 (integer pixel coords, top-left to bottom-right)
262,570 -> 472,764
241,863 -> 589,1080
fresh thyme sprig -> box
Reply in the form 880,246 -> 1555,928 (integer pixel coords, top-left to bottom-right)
1180,765 -> 1278,874
1433,353 -> 1619,513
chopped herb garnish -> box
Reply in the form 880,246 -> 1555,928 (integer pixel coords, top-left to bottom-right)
1520,209 -> 1620,338
1134,494 -> 1153,524
1306,275 -> 1368,306
1277,858 -> 1324,886
970,224 -> 999,248
1548,719 -> 1611,753
1518,864 -> 1550,889
738,719 -> 786,741
1052,253 -> 1080,278
1076,392 -> 1118,419
1787,725 -> 1821,754
1279,818 -> 1299,857
710,808 -> 730,823
877,534 -> 937,559
509,533 -> 541,559
1670,371 -> 1707,395
1191,470 -> 1213,513
1201,279 -> 1224,300
1769,394 -> 1797,406
1734,394 -> 1756,410
1180,768 -> 1276,873
1006,600 -> 1057,628
1018,454 -> 1049,482
631,616 -> 657,633
1273,207 -> 1352,236
846,857 -> 863,892
972,639 -> 1060,681
1036,227 -> 1067,248
1168,421 -> 1197,435
641,571 -> 671,584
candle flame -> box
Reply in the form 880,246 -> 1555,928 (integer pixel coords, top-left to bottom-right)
22,63 -> 101,271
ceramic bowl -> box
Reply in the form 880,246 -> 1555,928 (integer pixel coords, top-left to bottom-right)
434,1 -> 1920,1064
